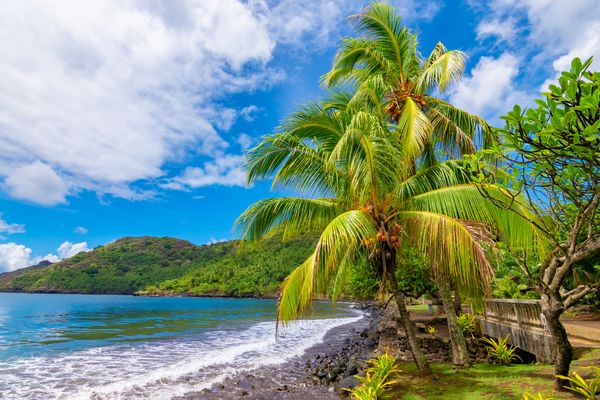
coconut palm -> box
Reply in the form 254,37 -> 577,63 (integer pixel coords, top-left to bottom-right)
323,2 -> 494,168
235,97 -> 545,373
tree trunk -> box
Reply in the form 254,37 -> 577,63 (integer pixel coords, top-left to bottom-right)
438,280 -> 472,368
541,294 -> 573,390
387,267 -> 432,374
453,287 -> 462,315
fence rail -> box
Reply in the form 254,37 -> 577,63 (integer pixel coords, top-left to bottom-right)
478,299 -> 555,363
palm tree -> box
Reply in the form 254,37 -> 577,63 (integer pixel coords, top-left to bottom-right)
235,97 -> 544,373
323,2 -> 494,168
321,1 -> 498,368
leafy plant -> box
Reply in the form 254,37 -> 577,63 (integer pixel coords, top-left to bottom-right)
348,353 -> 401,400
493,276 -> 530,299
481,335 -> 522,366
556,366 -> 600,399
522,392 -> 553,400
426,326 -> 437,335
456,312 -> 477,337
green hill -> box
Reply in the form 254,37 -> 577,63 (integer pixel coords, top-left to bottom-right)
0,235 -> 317,297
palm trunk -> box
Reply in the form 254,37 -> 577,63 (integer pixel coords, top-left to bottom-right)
438,280 -> 471,368
452,286 -> 462,315
541,293 -> 573,390
387,265 -> 432,374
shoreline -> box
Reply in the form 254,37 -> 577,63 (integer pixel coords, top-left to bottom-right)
177,305 -> 380,400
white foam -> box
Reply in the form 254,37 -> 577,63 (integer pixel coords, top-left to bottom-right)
0,313 -> 362,400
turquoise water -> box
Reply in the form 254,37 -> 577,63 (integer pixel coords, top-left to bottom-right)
0,293 -> 360,399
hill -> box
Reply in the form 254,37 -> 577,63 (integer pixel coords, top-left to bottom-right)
0,235 -> 317,296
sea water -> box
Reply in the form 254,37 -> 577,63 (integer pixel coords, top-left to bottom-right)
0,293 -> 360,399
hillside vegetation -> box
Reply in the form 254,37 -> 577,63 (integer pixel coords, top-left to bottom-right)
0,235 -> 318,297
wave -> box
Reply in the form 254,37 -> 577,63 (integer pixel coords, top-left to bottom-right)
0,313 -> 362,400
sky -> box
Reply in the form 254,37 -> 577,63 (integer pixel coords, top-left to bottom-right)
0,0 -> 599,272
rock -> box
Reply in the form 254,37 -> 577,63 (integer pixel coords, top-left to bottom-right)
239,390 -> 249,396
345,359 -> 359,376
326,369 -> 339,382
335,375 -> 359,395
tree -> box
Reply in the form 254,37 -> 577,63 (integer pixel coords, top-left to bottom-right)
323,2 -> 494,168
475,57 -> 599,389
235,92 -> 540,373
321,2 -> 497,368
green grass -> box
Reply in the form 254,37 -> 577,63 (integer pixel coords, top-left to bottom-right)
390,349 -> 600,399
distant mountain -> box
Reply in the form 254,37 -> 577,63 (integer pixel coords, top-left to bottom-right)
0,235 -> 317,297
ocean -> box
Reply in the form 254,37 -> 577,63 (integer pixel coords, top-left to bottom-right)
0,293 -> 360,399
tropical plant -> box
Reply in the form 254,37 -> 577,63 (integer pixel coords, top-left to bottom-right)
348,353 -> 401,400
557,366 -> 600,399
471,56 -> 600,387
481,335 -> 522,366
235,2 -> 546,374
456,312 -> 477,337
323,2 -> 494,168
493,276 -> 531,299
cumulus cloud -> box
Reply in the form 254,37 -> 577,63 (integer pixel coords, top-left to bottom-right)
3,161 -> 69,205
57,241 -> 89,259
450,53 -> 530,119
0,1 -> 443,205
0,240 -> 89,273
166,155 -> 248,190
0,214 -> 25,237
0,0 -> 274,205
476,18 -> 518,43
73,226 -> 88,235
472,0 -> 600,84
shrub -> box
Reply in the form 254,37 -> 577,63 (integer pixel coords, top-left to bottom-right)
348,353 -> 401,400
481,335 -> 522,366
556,366 -> 599,399
456,312 -> 477,337
426,326 -> 437,335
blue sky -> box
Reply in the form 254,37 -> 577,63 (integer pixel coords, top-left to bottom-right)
0,0 -> 598,272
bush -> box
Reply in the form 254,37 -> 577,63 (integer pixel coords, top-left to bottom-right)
348,353 -> 401,400
481,335 -> 522,366
557,366 -> 599,399
456,312 -> 477,337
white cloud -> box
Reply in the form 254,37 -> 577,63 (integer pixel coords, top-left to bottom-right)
476,18 -> 518,43
0,240 -> 89,272
0,214 -> 25,236
0,0 -> 275,205
240,105 -> 261,122
472,0 -> 600,83
3,161 -> 69,205
0,1 -> 444,206
236,133 -> 254,151
0,243 -> 34,272
207,237 -> 228,244
73,226 -> 88,235
449,53 -> 530,119
167,155 -> 248,189
57,241 -> 89,258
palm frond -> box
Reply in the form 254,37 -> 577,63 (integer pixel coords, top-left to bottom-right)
395,97 -> 432,161
416,47 -> 466,92
397,210 -> 493,296
234,197 -> 341,243
401,184 -> 550,256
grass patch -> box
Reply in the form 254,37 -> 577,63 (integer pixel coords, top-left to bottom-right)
389,350 -> 600,399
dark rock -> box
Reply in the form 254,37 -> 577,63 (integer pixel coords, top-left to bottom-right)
335,375 -> 359,395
